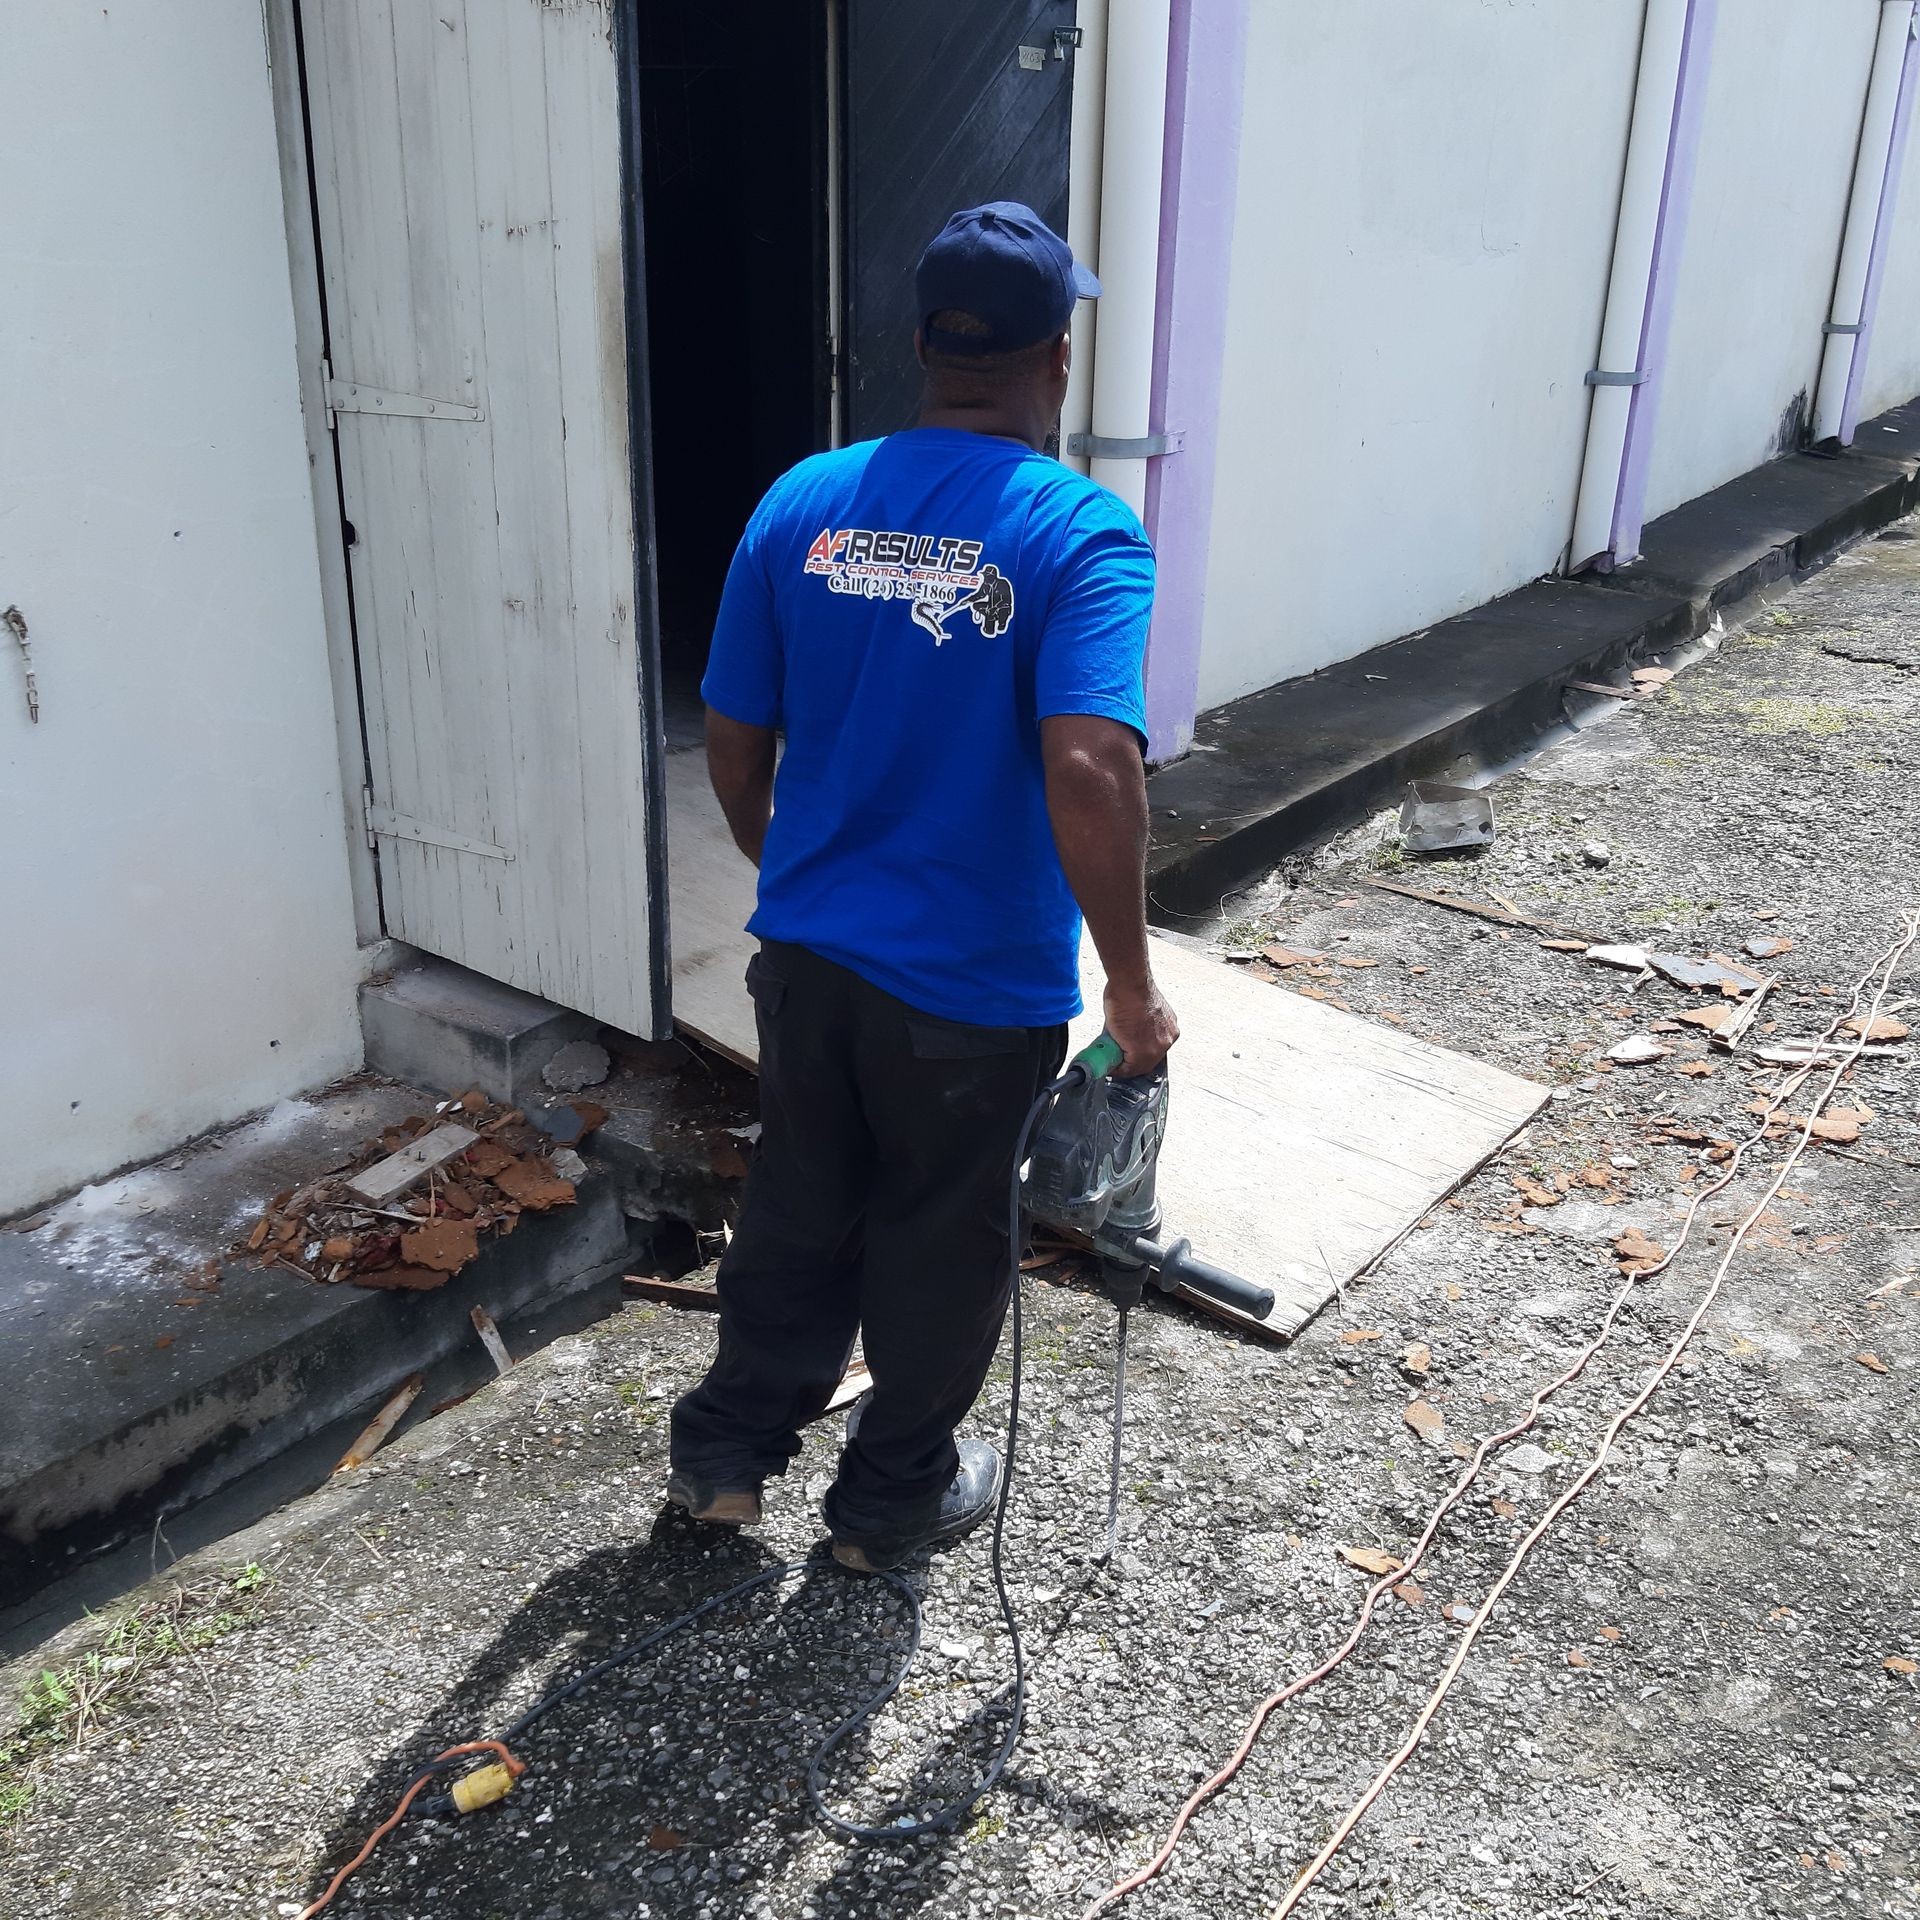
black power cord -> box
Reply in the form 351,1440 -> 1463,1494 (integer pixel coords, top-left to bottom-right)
411,1071 -> 1074,1845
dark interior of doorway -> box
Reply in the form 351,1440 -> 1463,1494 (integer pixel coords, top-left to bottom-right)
636,2 -> 831,740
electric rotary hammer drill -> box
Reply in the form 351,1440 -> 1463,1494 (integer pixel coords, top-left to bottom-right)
1023,1033 -> 1276,1551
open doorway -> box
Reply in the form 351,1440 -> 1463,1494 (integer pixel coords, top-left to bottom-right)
636,1 -> 835,747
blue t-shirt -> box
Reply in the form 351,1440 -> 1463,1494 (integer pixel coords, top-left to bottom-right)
702,428 -> 1155,1028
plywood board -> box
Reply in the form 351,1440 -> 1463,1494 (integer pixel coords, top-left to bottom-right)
664,758 -> 1547,1336
1068,941 -> 1546,1336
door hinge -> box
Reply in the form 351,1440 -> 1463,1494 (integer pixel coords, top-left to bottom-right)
365,801 -> 515,863
324,374 -> 484,424
1051,25 -> 1084,57
360,783 -> 378,851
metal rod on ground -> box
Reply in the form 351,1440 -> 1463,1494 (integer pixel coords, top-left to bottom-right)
1105,1306 -> 1129,1560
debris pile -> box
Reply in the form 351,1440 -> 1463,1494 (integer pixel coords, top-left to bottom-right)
238,1091 -> 603,1292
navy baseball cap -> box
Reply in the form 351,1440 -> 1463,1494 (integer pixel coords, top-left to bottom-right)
916,201 -> 1100,356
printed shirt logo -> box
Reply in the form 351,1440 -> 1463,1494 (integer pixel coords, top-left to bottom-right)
803,527 -> 1014,646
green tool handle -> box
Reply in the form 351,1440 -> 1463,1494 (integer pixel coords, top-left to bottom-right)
1071,1031 -> 1126,1081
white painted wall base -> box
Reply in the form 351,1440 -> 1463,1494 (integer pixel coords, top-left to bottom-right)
0,1 -> 364,1217
1198,0 -> 1644,708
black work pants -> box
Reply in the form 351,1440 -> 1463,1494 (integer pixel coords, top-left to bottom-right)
669,942 -> 1066,1554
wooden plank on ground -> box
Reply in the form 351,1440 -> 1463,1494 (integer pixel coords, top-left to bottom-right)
346,1123 -> 480,1205
662,756 -> 1546,1337
1070,940 -> 1545,1337
623,1273 -> 722,1311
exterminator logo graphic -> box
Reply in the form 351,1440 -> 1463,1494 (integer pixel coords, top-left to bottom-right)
803,527 -> 1014,645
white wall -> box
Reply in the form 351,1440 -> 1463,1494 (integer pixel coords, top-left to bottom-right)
1858,57 -> 1920,423
0,2 -> 364,1215
1642,0 -> 1882,521
1197,0 -> 1645,711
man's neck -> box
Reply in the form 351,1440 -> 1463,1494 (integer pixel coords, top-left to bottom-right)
915,397 -> 1046,450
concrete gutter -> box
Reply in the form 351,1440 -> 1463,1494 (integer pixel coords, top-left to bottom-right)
1145,395 -> 1920,918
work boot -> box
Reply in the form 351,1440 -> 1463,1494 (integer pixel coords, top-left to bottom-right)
664,1469 -> 763,1528
830,1438 -> 1004,1573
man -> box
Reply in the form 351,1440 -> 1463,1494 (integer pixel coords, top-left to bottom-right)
667,201 -> 1177,1574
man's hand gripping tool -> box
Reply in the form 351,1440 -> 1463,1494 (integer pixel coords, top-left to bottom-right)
1022,1034 -> 1274,1554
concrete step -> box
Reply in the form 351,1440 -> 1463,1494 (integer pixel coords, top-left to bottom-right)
360,957 -> 600,1109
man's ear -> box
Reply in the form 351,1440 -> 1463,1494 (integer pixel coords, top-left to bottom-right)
1054,330 -> 1072,380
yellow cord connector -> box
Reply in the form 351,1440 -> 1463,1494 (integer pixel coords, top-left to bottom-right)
450,1762 -> 518,1815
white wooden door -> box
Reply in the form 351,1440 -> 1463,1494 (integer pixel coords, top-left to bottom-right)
302,0 -> 660,1033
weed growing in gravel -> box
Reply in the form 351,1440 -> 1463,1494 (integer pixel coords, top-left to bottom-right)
1738,697 -> 1870,736
0,1563 -> 272,1830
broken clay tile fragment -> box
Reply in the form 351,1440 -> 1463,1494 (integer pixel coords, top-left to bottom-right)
1613,1227 -> 1666,1272
1842,1013 -> 1909,1043
489,1157 -> 577,1211
400,1219 -> 481,1274
1675,1004 -> 1734,1032
320,1235 -> 356,1263
463,1138 -> 517,1180
1337,1545 -> 1403,1577
1403,1399 -> 1446,1442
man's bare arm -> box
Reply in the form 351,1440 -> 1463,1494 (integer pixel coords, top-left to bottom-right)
1041,714 -> 1178,1076
706,709 -> 777,868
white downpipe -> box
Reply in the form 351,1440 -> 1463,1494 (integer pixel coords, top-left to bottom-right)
1812,0 -> 1918,443
1061,0 -> 1110,476
1570,0 -> 1694,572
1085,0 -> 1170,518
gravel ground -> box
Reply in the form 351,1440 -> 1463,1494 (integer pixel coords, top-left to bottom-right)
4,521 -> 1920,1920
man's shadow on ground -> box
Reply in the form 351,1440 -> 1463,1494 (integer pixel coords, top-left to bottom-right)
302,1508 -> 1121,1918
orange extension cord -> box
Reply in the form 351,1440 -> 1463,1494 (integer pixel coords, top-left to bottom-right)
296,1741 -> 526,1918
1085,909 -> 1918,1920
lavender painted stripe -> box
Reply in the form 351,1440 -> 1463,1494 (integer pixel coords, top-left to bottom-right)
1611,0 -> 1721,566
1140,0 -> 1250,763
1842,18 -> 1920,442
